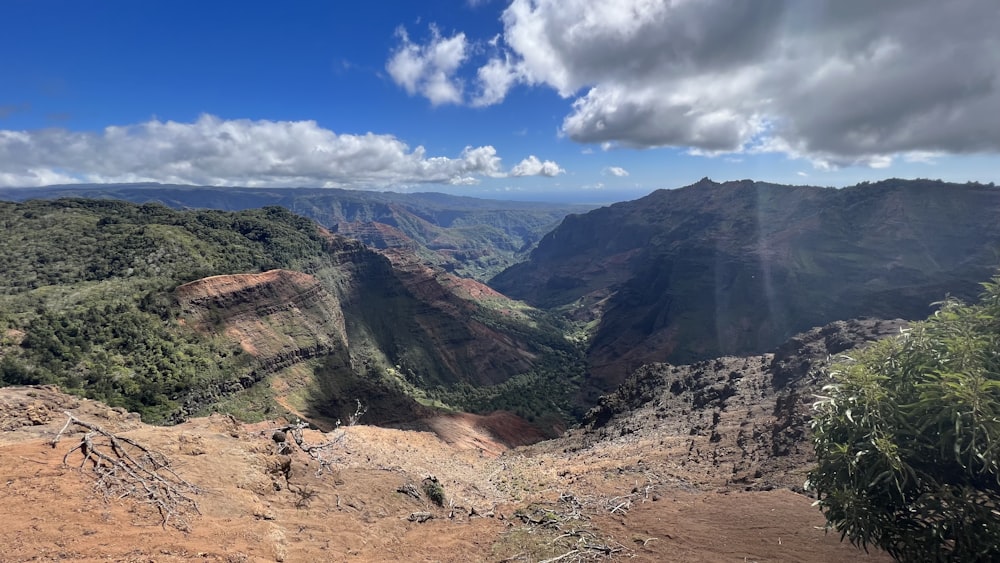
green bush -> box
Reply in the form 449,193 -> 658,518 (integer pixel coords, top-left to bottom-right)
809,274 -> 1000,561
422,476 -> 445,506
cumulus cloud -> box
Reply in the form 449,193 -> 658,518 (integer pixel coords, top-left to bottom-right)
0,115 -> 562,188
386,26 -> 467,106
603,166 -> 629,177
510,155 -> 565,177
400,0 -> 1000,167
472,54 -> 523,107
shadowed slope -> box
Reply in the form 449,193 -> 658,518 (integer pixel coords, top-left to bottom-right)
492,178 -> 1000,388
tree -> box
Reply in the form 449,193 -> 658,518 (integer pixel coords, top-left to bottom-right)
809,275 -> 1000,561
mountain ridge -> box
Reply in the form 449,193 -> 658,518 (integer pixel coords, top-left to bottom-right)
0,183 -> 595,281
492,177 -> 1000,389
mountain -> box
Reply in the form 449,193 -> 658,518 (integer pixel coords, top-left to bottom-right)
0,184 -> 594,281
0,198 -> 581,430
491,178 -> 1000,389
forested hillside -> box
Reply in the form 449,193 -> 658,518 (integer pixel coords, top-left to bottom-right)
0,199 -> 581,428
0,185 -> 593,281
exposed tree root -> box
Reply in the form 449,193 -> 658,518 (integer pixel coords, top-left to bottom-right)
51,411 -> 200,531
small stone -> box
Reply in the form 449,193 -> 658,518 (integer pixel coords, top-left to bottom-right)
408,511 -> 433,523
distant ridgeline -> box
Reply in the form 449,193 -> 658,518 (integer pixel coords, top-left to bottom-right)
5,179 -> 998,429
0,199 -> 583,429
491,178 -> 1000,389
0,184 -> 594,282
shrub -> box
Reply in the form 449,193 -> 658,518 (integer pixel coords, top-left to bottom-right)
422,476 -> 445,506
809,275 -> 1000,561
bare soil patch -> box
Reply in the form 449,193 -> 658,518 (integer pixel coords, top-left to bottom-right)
0,386 -> 886,562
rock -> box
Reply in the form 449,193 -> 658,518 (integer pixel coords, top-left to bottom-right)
408,512 -> 433,523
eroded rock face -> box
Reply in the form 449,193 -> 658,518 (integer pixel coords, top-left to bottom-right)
375,248 -> 539,386
0,385 -> 82,431
573,318 -> 906,490
173,269 -> 356,421
177,269 -> 349,360
169,238 -> 573,430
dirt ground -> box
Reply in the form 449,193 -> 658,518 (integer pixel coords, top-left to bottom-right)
0,386 -> 887,562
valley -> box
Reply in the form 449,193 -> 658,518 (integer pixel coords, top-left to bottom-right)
493,178 -> 1000,390
1,178 -> 998,561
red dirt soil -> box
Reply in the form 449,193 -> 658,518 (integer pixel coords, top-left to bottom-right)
0,386 -> 887,562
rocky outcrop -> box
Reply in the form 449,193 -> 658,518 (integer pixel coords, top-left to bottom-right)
176,269 -> 348,360
571,318 -> 906,490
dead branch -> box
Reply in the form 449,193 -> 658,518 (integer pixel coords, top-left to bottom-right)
396,482 -> 422,500
509,494 -> 630,562
271,402 -> 365,475
272,421 -> 348,475
608,498 -> 632,514
52,411 -> 200,531
538,549 -> 581,563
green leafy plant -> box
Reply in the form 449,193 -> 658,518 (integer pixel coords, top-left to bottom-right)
808,274 -> 1000,561
422,476 -> 445,506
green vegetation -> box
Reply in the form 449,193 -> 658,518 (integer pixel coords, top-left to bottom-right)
0,199 -> 333,422
421,477 -> 445,506
0,198 -> 585,428
0,184 -> 593,282
0,199 -> 326,292
809,274 -> 1000,561
425,348 -> 588,424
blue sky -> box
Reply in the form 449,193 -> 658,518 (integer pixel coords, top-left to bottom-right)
2,1 -> 999,203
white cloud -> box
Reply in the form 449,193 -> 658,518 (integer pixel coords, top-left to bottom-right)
867,155 -> 894,169
472,54 -> 522,107
903,151 -> 942,164
603,166 -> 629,177
386,26 -> 467,106
510,155 -> 565,177
405,0 -> 1000,167
0,115 -> 561,188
